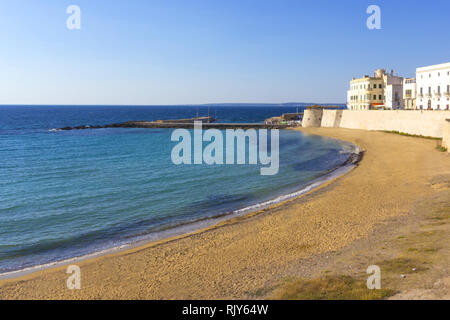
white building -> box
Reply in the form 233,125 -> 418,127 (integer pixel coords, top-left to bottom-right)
416,62 -> 450,110
403,78 -> 416,110
385,85 -> 403,109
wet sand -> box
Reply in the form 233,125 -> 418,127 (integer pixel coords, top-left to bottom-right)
0,127 -> 448,299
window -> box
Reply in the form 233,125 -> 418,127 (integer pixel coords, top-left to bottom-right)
379,95 -> 382,100
438,86 -> 441,93
379,84 -> 382,88
428,87 -> 431,94
447,85 -> 449,93
373,95 -> 377,100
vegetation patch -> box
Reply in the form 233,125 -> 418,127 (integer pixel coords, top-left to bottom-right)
381,130 -> 441,140
246,285 -> 276,298
376,257 -> 428,275
428,214 -> 450,221
420,247 -> 439,253
274,275 -> 395,300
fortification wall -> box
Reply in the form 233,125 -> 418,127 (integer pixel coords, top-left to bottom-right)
442,120 -> 450,152
302,109 -> 323,127
319,110 -> 450,138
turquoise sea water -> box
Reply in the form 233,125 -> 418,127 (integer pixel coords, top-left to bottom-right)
0,105 -> 351,274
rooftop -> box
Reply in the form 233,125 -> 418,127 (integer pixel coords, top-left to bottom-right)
416,62 -> 450,73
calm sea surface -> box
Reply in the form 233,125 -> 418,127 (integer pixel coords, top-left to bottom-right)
0,105 -> 350,273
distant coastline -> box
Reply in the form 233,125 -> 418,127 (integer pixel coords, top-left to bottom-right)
0,102 -> 346,107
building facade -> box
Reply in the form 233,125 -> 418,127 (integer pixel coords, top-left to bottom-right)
403,78 -> 416,110
416,62 -> 450,110
384,71 -> 404,110
347,69 -> 403,110
347,75 -> 384,110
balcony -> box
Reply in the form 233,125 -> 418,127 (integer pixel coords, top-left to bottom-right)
444,91 -> 450,97
417,92 -> 424,98
434,91 -> 441,97
425,92 -> 432,98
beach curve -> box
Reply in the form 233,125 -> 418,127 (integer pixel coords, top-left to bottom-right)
0,127 -> 448,299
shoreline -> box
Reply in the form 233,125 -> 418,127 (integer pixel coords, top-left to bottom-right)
0,127 -> 447,299
0,137 -> 362,280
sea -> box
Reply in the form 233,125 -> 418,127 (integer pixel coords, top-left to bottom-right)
0,104 -> 353,275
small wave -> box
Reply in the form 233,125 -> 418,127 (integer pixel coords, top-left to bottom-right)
338,142 -> 359,154
233,160 -> 356,215
0,244 -> 130,280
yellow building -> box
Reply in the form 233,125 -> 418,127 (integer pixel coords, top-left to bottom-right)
347,69 -> 385,110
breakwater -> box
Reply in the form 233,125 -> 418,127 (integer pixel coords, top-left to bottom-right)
58,120 -> 289,130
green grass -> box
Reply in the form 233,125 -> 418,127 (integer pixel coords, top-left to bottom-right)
376,257 -> 428,274
429,215 -> 449,221
436,146 -> 448,152
381,130 -> 441,140
246,285 -> 276,298
421,247 -> 439,253
275,275 -> 395,300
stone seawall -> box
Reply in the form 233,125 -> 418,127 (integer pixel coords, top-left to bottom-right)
301,109 -> 323,127
303,109 -> 450,138
442,120 -> 450,152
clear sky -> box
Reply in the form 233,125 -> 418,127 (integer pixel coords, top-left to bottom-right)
1,0 -> 449,105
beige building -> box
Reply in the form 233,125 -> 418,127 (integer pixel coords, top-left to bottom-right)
347,69 -> 385,110
347,69 -> 404,110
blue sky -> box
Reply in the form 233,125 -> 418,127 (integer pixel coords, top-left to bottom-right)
0,0 -> 449,105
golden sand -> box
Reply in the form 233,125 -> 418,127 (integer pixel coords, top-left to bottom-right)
0,128 -> 448,299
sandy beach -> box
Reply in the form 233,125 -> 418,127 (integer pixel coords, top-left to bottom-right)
0,127 -> 449,299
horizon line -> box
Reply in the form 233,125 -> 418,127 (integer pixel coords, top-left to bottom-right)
0,102 -> 346,107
